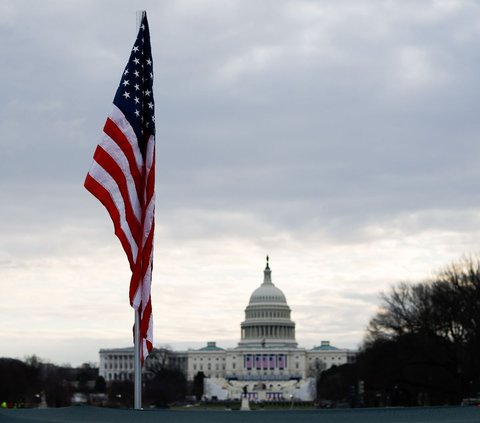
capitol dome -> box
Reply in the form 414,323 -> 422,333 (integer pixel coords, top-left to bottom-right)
239,257 -> 297,348
248,264 -> 287,304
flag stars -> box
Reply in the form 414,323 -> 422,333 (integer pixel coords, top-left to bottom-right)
113,19 -> 154,137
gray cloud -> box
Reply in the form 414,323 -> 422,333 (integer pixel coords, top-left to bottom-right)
1,0 -> 480,364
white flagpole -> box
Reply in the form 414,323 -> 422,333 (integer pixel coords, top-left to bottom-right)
133,9 -> 146,411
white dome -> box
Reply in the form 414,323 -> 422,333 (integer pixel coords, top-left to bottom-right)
249,283 -> 287,304
239,257 -> 297,348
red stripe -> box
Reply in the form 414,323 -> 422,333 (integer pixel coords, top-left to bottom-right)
129,216 -> 154,304
141,221 -> 154,276
129,249 -> 143,304
128,155 -> 154,305
93,145 -> 141,239
146,145 -> 155,200
140,297 -> 152,335
129,241 -> 145,304
104,118 -> 143,203
145,153 -> 155,203
84,174 -> 135,269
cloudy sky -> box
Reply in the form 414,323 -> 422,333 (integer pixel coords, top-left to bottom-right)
1,0 -> 480,366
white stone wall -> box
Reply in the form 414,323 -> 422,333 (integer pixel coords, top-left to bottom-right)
99,348 -> 135,382
305,349 -> 355,374
187,350 -> 227,380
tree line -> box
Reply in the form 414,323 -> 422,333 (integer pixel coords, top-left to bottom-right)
318,256 -> 480,406
0,356 -> 102,407
0,352 -> 190,409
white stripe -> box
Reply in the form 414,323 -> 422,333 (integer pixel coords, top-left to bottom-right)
88,162 -> 138,260
141,254 -> 153,312
143,313 -> 153,358
110,105 -> 144,171
145,134 -> 155,173
141,196 -> 155,243
132,288 -> 142,310
132,233 -> 153,310
132,262 -> 152,310
98,131 -> 142,222
130,200 -> 154,310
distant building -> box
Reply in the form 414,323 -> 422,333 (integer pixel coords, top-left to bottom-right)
100,258 -> 356,401
98,347 -> 187,382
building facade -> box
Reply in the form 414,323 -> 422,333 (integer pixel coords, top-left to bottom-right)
187,258 -> 355,401
99,258 -> 356,401
98,347 -> 187,382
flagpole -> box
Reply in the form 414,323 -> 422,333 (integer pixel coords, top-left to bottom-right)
134,309 -> 142,409
133,9 -> 146,411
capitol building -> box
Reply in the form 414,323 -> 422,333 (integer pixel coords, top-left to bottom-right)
99,258 -> 356,401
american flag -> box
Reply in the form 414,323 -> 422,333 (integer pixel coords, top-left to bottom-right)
85,13 -> 155,363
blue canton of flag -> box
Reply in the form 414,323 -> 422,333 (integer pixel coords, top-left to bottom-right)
114,17 -> 155,158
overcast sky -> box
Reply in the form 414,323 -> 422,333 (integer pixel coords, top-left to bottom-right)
1,0 -> 480,366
